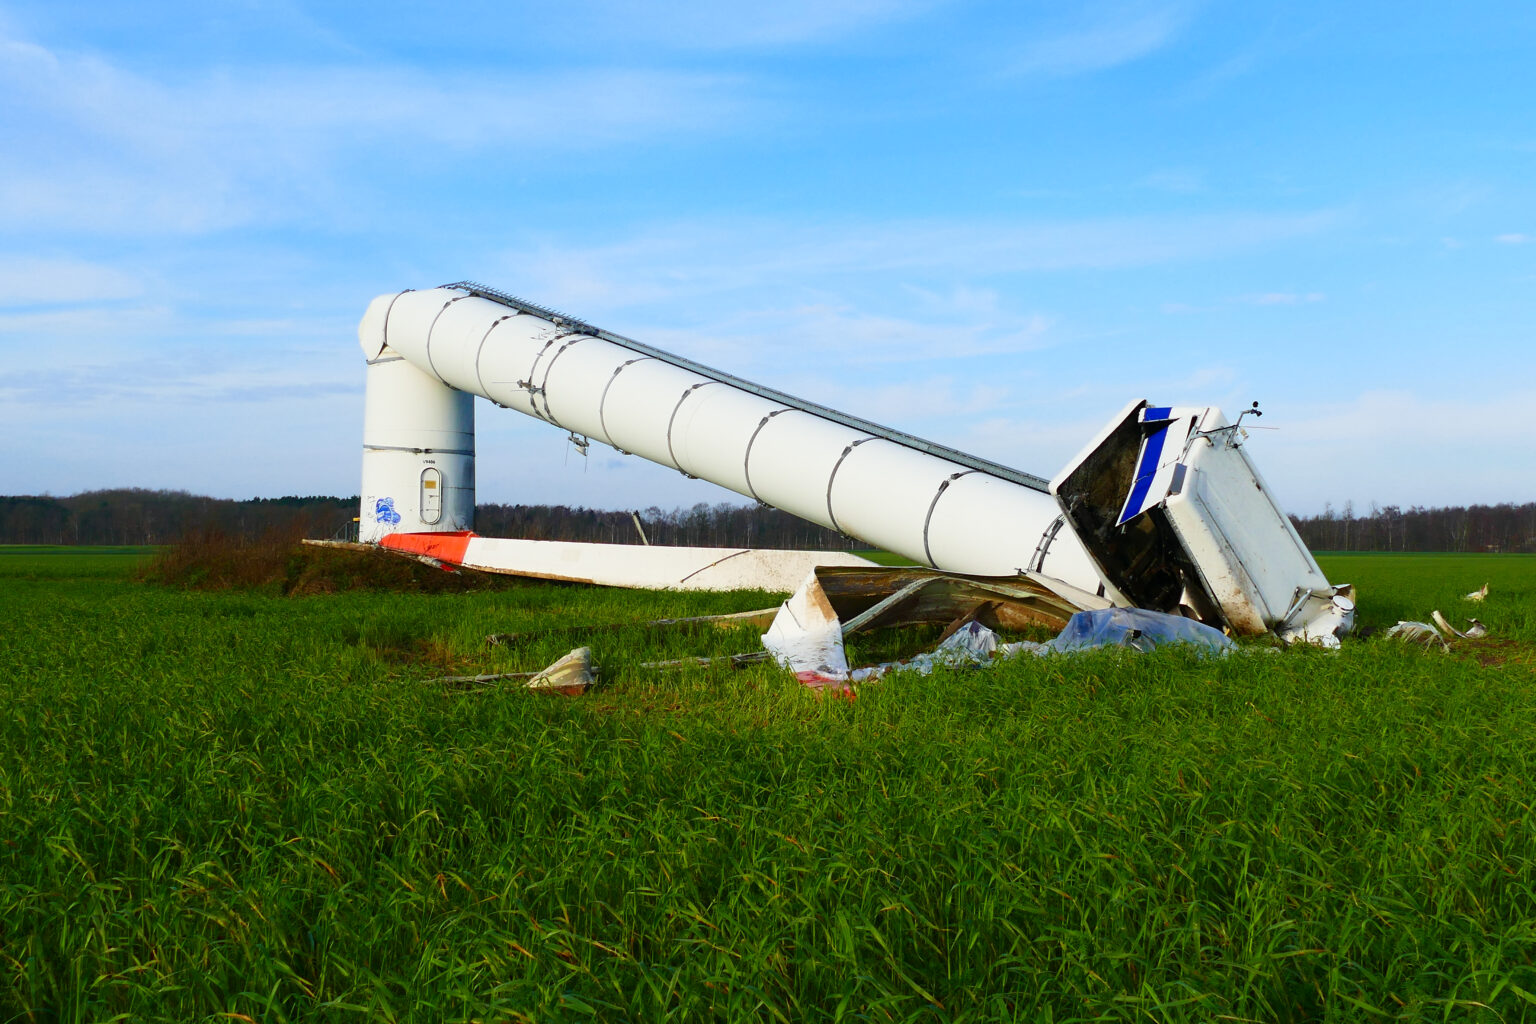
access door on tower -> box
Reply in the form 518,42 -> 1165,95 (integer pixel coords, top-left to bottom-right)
420,467 -> 443,525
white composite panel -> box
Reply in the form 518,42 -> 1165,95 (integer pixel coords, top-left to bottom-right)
459,536 -> 878,592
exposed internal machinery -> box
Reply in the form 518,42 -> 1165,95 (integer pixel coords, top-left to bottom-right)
358,281 -> 1354,644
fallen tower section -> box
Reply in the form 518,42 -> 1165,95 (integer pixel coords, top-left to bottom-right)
357,281 -> 1354,644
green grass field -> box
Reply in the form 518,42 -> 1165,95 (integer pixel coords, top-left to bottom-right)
2,547 -> 1534,1022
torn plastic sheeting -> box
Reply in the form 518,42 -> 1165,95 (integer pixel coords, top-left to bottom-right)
850,620 -> 999,682
850,621 -> 1049,682
1046,608 -> 1235,656
850,609 -> 1234,684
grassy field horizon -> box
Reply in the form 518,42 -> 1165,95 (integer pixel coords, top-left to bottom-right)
2,547 -> 1533,1021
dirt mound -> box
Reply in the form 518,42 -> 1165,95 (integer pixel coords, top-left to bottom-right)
139,528 -> 530,594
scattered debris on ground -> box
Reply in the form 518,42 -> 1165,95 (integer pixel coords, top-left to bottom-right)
763,573 -> 1235,692
759,565 -> 1110,689
638,651 -> 771,671
1431,609 -> 1487,639
1384,588 -> 1494,654
526,647 -> 597,695
1383,621 -> 1451,652
485,607 -> 778,648
806,565 -> 1108,635
427,574 -> 1517,697
431,646 -> 598,694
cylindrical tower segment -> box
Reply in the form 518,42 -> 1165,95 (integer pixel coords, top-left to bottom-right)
358,286 -> 1100,593
358,345 -> 475,543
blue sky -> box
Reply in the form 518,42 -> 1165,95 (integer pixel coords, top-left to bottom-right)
2,0 -> 1532,515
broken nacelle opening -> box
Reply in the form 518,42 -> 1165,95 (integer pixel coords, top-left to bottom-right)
1052,400 -> 1354,645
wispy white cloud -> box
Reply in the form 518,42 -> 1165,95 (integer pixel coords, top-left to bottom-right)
1495,233 -> 1529,245
0,33 -> 762,234
1408,181 -> 1493,219
636,301 -> 1055,376
956,413 -> 1107,469
2,36 -> 753,148
904,282 -> 1004,317
541,0 -> 943,50
1178,48 -> 1262,97
1261,388 -> 1536,511
1236,291 -> 1325,305
0,256 -> 146,306
492,208 -> 1340,316
0,360 -> 354,407
1001,3 -> 1193,77
0,303 -> 176,345
1160,291 -> 1325,313
1137,168 -> 1205,194
770,373 -> 1013,427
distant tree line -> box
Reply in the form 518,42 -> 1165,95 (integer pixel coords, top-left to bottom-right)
5,489 -> 1532,553
0,490 -> 358,546
0,490 -> 857,550
1288,502 -> 1536,553
475,502 -> 859,551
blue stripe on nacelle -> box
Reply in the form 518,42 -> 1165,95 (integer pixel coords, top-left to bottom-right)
1118,422 -> 1170,526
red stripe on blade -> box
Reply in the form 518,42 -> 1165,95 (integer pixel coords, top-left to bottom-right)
380,531 -> 476,565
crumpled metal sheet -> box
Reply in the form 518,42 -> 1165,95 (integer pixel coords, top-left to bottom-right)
810,565 -> 1110,635
1383,621 -> 1450,651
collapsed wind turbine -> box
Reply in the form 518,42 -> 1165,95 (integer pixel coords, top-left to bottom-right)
356,281 -> 1354,644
